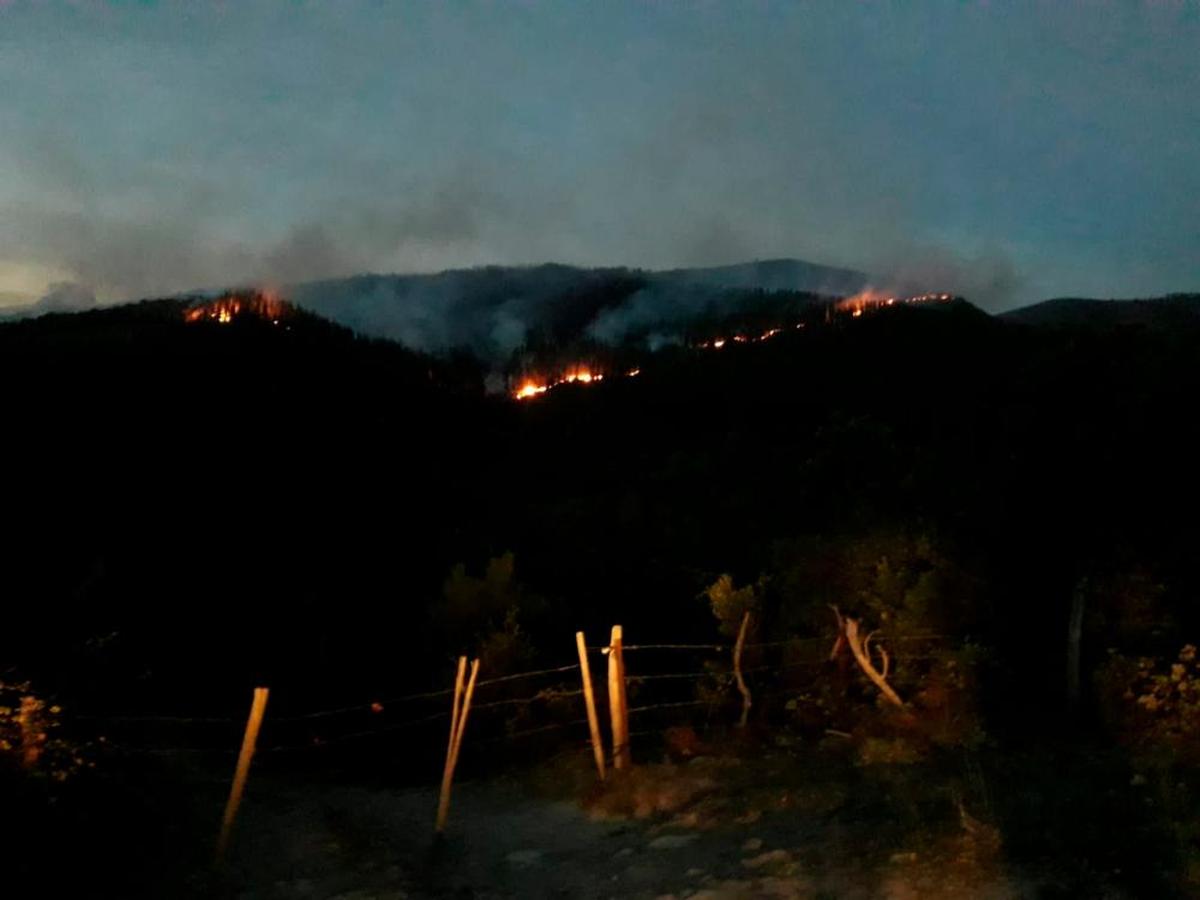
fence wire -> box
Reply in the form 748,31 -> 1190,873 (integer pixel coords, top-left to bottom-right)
72,629 -> 951,764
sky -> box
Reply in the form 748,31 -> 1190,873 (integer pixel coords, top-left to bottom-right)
0,1 -> 1197,312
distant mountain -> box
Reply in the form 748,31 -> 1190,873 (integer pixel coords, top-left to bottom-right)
1001,293 -> 1200,331
651,258 -> 868,294
285,258 -> 871,361
0,257 -> 873,358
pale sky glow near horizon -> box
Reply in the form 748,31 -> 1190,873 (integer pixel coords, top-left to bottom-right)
0,1 -> 1197,311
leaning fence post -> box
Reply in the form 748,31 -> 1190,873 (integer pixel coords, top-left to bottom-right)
576,631 -> 606,781
449,658 -> 480,776
607,625 -> 631,769
733,610 -> 753,728
436,656 -> 480,834
436,657 -> 468,834
216,686 -> 270,863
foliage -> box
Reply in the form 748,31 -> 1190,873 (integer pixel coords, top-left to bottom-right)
475,606 -> 535,677
0,680 -> 89,781
1094,644 -> 1200,888
695,575 -> 764,715
1082,570 -> 1174,650
441,554 -> 523,647
772,532 -> 982,638
1096,644 -> 1200,762
855,735 -> 923,766
768,534 -> 986,746
439,553 -> 541,679
908,644 -> 986,749
702,574 -> 763,639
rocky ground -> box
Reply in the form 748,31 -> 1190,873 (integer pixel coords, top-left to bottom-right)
202,739 -> 1113,900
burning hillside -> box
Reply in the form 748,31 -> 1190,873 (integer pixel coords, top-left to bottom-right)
836,289 -> 954,318
510,291 -> 956,401
513,367 -> 643,400
183,291 -> 290,325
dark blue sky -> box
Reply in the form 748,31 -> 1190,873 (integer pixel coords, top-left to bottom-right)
1,1 -> 1196,310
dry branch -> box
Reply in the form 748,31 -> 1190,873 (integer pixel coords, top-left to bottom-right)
829,606 -> 906,708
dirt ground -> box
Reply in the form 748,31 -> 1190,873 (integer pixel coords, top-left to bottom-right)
203,742 -> 1121,900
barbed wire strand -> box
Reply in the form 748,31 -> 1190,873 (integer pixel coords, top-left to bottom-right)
71,639 -> 958,758
466,691 -> 584,714
621,643 -> 728,652
628,699 -> 711,715
98,743 -> 238,756
260,709 -> 453,753
474,663 -> 580,688
75,714 -> 238,725
474,717 -> 592,747
627,671 -> 710,683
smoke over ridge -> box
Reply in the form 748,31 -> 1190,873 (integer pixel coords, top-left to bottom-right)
285,258 -> 872,363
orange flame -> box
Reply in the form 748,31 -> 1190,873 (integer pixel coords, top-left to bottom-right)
515,289 -> 956,401
836,289 -> 954,317
513,366 -> 626,400
183,291 -> 288,325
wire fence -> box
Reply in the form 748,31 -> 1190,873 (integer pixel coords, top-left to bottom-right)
71,629 -> 952,763
43,623 -> 968,857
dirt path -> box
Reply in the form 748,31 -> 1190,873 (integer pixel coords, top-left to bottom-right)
212,750 -> 1062,900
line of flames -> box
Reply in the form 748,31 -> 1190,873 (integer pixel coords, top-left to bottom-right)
514,368 -> 641,400
835,290 -> 953,318
513,292 -> 952,400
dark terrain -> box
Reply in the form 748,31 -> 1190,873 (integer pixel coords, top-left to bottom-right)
4,281 -> 1200,897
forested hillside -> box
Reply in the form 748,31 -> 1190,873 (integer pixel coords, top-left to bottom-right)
6,291 -> 1200,723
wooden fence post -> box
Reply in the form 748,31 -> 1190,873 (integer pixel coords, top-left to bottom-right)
436,656 -> 480,834
607,625 -> 630,770
733,611 -> 752,728
216,686 -> 270,863
436,657 -> 467,833
449,658 -> 480,776
576,631 -> 606,781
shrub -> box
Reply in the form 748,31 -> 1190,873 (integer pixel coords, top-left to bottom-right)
0,680 -> 90,781
1096,644 -> 1200,762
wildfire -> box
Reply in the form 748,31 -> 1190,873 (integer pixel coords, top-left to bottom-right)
563,369 -> 601,384
513,289 -> 955,402
184,291 -> 289,325
835,289 -> 954,318
512,367 -> 624,400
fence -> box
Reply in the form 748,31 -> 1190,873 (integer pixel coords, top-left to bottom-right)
56,619 -> 949,863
